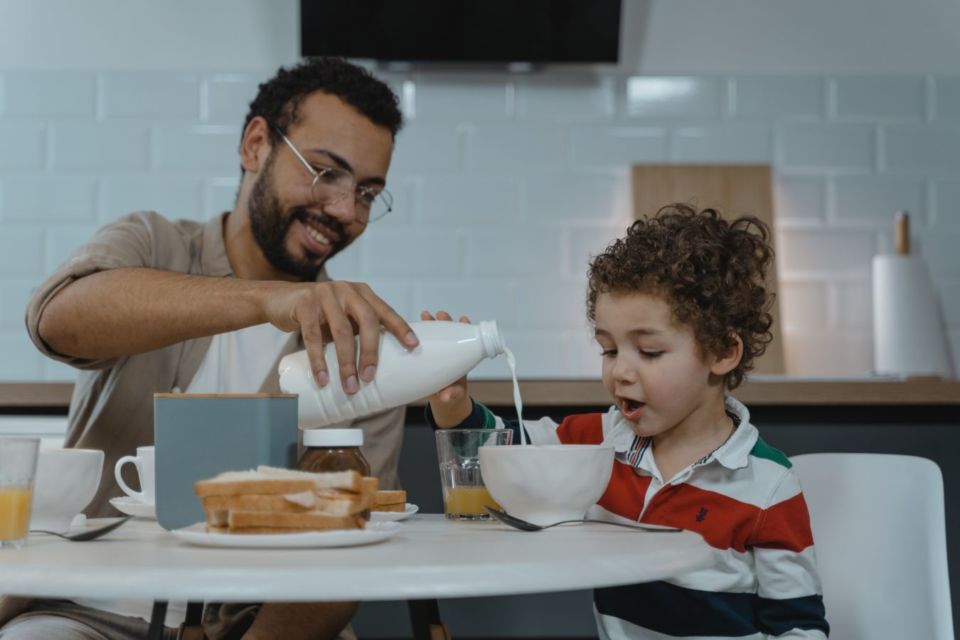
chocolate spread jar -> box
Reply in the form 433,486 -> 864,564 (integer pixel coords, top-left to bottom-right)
297,428 -> 370,476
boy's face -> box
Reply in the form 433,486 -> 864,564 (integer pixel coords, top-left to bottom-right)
594,291 -> 727,439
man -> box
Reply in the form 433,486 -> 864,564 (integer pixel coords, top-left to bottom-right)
1,57 -> 414,640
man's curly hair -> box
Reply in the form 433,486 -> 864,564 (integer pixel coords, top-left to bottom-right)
586,203 -> 775,389
240,57 -> 403,172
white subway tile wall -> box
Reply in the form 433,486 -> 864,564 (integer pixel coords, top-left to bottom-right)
0,71 -> 958,380
934,77 -> 960,121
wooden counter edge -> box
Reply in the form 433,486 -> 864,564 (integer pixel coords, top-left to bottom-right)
2,378 -> 959,410
461,378 -> 960,407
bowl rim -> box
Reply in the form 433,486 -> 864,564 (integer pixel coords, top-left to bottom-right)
480,443 -> 615,452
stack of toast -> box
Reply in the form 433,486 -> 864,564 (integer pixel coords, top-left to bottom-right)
195,465 -> 378,534
373,489 -> 407,513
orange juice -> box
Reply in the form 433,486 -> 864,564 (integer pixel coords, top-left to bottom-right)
444,486 -> 499,518
0,486 -> 33,540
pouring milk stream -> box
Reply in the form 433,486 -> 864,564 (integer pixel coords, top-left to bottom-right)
279,320 -> 526,443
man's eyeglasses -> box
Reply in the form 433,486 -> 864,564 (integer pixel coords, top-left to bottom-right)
269,123 -> 392,223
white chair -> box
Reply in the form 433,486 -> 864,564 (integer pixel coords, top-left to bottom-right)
791,453 -> 954,640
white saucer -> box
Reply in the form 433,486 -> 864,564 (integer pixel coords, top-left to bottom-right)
370,503 -> 419,522
109,496 -> 156,520
171,521 -> 400,549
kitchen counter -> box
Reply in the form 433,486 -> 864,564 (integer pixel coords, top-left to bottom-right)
2,376 -> 958,411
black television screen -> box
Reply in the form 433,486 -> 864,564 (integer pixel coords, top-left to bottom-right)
300,0 -> 622,64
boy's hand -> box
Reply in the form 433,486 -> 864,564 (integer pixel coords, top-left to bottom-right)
421,309 -> 474,427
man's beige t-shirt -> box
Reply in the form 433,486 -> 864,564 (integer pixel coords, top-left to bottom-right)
24,210 -> 406,517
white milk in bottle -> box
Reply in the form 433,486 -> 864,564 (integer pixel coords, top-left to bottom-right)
279,320 -> 507,428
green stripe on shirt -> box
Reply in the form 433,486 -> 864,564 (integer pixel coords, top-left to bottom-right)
750,437 -> 792,469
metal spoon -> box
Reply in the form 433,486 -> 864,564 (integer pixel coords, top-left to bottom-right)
483,506 -> 681,533
30,516 -> 132,541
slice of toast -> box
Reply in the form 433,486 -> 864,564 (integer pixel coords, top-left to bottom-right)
202,492 -> 366,517
194,471 -> 315,497
227,510 -> 364,532
256,465 -> 364,493
374,489 -> 407,508
206,509 -> 229,527
372,502 -> 406,513
361,476 -> 379,508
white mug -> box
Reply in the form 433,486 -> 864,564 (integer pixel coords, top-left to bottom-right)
31,448 -> 104,533
114,446 -> 155,505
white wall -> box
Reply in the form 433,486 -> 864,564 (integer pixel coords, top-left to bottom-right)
632,0 -> 960,74
0,0 -> 299,71
1,0 -> 958,380
5,0 -> 960,74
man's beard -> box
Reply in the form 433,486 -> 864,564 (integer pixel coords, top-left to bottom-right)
248,153 -> 348,281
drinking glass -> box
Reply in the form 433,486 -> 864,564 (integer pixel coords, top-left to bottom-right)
0,437 -> 40,549
435,429 -> 513,520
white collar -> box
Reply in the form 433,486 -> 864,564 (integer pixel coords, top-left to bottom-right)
610,395 -> 759,475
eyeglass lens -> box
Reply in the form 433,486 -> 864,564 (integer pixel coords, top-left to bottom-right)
309,171 -> 391,222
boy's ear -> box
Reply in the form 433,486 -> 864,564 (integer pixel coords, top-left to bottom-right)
240,116 -> 272,174
710,334 -> 743,376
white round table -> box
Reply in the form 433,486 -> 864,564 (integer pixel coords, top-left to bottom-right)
1,515 -> 715,638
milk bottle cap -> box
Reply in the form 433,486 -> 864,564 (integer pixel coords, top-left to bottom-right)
302,428 -> 364,447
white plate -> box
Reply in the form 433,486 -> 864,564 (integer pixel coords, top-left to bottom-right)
370,503 -> 419,522
171,521 -> 401,549
109,496 -> 156,520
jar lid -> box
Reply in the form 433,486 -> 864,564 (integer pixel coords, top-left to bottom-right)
302,428 -> 364,447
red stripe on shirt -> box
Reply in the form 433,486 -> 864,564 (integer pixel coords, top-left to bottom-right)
597,461 -> 652,521
555,413 -> 605,444
642,483 -> 761,552
748,491 -> 815,553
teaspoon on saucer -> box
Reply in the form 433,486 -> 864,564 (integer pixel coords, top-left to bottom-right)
30,516 -> 132,542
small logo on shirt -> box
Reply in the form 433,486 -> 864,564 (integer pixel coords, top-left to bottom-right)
695,507 -> 708,523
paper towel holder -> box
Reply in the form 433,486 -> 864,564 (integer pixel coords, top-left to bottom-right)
872,210 -> 956,379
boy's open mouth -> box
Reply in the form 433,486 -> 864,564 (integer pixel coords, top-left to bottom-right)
619,397 -> 646,420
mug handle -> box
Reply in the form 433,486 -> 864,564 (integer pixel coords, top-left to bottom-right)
114,455 -> 145,501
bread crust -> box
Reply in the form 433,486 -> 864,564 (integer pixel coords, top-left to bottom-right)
202,493 -> 365,516
372,502 -> 406,513
228,510 -> 364,531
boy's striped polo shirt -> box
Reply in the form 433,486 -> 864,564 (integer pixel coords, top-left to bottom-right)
429,396 -> 829,639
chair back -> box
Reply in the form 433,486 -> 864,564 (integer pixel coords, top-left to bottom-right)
791,453 -> 954,640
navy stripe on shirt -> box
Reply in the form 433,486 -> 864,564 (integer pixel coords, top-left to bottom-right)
756,593 -> 829,636
595,581 -> 828,637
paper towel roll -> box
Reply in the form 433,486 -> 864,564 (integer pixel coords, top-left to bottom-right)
872,254 -> 955,377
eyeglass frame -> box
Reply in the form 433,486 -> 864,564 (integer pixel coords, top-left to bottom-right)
268,122 -> 393,222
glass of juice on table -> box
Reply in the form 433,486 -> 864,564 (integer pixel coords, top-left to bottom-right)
0,437 -> 40,549
435,429 -> 512,520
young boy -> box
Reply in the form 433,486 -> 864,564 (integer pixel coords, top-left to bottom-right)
425,204 -> 830,639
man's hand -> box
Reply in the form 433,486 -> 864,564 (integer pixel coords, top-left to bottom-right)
36,269 -> 419,394
262,280 -> 419,392
421,310 -> 473,427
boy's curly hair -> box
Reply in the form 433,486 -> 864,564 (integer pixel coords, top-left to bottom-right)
586,203 -> 775,389
240,57 -> 403,171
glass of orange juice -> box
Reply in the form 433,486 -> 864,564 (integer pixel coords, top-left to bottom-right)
0,437 -> 40,549
435,428 -> 512,520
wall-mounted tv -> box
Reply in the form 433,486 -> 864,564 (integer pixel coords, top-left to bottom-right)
300,0 -> 622,65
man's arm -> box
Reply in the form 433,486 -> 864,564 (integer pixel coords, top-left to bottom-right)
38,267 -> 417,390
243,601 -> 357,640
38,268 -> 269,359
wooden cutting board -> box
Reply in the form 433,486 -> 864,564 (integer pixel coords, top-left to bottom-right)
630,165 -> 785,375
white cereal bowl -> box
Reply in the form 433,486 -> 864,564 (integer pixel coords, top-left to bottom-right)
479,444 -> 615,527
30,448 -> 104,533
